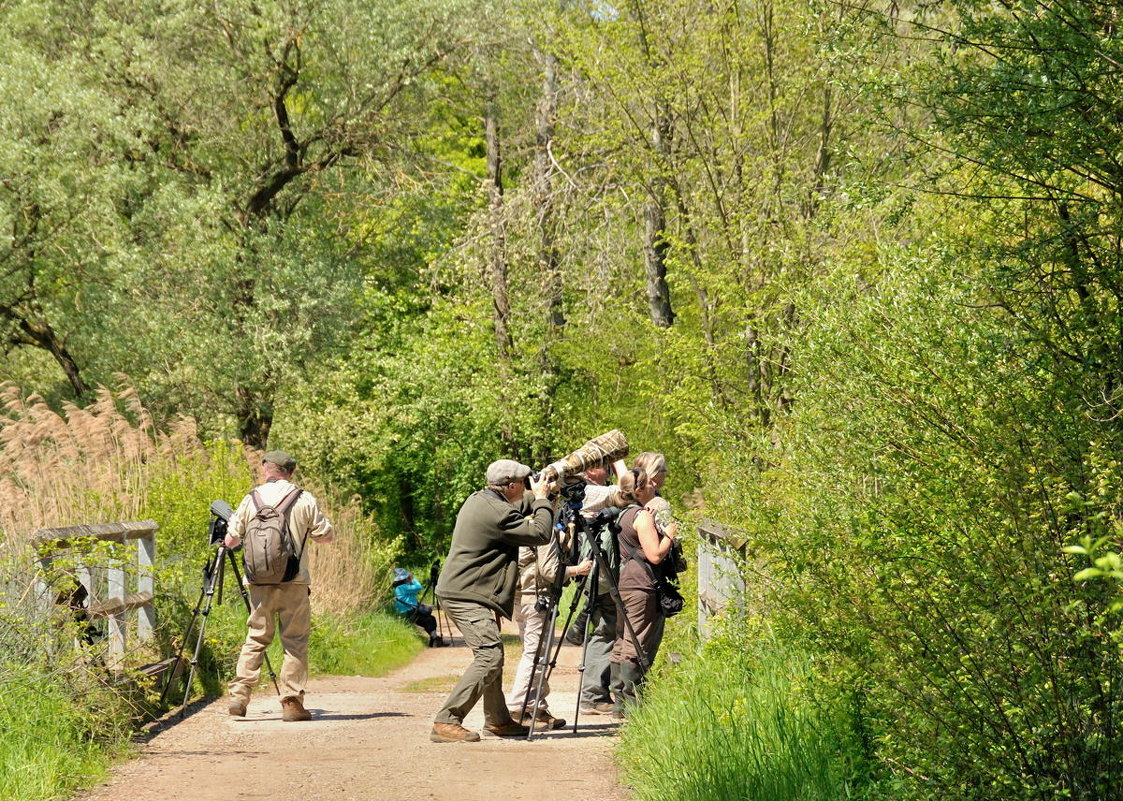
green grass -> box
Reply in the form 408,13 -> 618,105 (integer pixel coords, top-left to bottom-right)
617,643 -> 862,801
308,611 -> 426,676
401,675 -> 460,693
0,665 -> 133,801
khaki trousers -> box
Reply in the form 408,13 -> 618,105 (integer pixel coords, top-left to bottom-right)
228,582 -> 311,704
579,590 -> 618,708
508,600 -> 552,715
434,598 -> 514,726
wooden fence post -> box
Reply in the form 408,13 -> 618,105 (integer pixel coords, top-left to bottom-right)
33,520 -> 159,671
696,519 -> 747,638
137,533 -> 156,642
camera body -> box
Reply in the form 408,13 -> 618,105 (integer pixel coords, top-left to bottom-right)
208,499 -> 234,546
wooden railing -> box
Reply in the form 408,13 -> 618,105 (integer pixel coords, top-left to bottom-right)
696,519 -> 746,637
33,520 -> 158,670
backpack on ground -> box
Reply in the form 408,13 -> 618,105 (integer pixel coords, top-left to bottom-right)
242,487 -> 305,585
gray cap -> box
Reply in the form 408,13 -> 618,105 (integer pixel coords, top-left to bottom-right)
262,450 -> 297,473
486,459 -> 533,486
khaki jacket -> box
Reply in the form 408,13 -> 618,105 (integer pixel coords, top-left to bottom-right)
516,525 -> 573,603
227,478 -> 334,585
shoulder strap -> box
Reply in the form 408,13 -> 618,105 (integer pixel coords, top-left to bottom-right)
250,487 -> 301,512
278,488 -> 309,555
279,487 -> 303,513
620,506 -> 647,567
623,540 -> 660,585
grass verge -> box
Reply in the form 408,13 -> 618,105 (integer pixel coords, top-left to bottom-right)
617,642 -> 864,801
0,665 -> 133,801
309,611 -> 426,677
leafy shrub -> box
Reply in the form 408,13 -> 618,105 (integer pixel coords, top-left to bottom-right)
752,259 -> 1123,801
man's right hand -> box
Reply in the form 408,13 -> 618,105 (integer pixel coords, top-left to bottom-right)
529,472 -> 555,501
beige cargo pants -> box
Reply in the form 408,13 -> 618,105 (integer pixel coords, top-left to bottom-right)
227,582 -> 311,704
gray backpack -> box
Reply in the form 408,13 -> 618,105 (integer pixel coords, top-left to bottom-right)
242,487 -> 304,585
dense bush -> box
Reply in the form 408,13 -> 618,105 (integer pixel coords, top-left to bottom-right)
748,254 -> 1123,800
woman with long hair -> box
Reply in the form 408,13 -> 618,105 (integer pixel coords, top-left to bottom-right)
608,466 -> 677,715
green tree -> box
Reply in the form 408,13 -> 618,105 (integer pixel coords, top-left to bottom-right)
5,0 -> 474,446
0,4 -> 148,400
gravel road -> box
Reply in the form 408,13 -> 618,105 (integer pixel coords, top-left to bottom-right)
76,620 -> 632,801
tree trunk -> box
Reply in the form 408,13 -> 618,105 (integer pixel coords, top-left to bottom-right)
534,49 -> 565,329
8,314 -> 91,399
485,93 -> 515,447
235,385 -> 272,449
485,93 -> 513,367
644,109 -> 675,328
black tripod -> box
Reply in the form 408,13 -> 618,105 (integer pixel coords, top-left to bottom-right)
160,500 -> 279,715
421,560 -> 450,644
518,517 -> 573,741
520,484 -> 649,739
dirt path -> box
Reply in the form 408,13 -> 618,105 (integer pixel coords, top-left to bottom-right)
77,621 -> 631,801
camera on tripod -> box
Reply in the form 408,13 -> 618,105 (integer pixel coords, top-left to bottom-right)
560,480 -> 587,506
208,499 -> 234,547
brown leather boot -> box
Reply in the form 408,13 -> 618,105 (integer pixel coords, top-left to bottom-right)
280,694 -> 311,722
430,722 -> 481,743
483,719 -> 530,737
227,699 -> 247,717
511,707 -> 563,731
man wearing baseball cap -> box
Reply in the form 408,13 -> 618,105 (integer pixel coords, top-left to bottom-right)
430,459 -> 556,742
223,449 -> 333,722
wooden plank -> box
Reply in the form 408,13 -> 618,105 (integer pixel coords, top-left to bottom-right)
106,560 -> 126,669
86,591 -> 154,617
138,656 -> 180,682
32,520 -> 159,547
137,535 -> 155,641
698,589 -> 722,612
697,520 -> 747,551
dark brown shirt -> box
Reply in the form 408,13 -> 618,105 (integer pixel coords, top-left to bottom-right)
617,506 -> 660,592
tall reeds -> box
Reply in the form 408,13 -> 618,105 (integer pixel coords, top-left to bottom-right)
0,377 -> 407,801
0,383 -> 195,541
0,382 -> 394,613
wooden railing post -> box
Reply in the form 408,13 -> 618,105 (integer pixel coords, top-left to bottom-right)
137,532 -> 155,642
696,519 -> 747,638
33,520 -> 159,670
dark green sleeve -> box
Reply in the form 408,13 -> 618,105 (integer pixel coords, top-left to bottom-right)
498,498 -> 555,546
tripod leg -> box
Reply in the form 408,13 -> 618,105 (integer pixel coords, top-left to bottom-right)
581,519 -> 651,676
572,568 -> 601,731
437,597 -> 449,642
525,602 -> 562,742
178,550 -> 223,716
517,604 -> 554,723
226,550 -> 281,695
159,554 -> 214,707
428,562 -> 449,642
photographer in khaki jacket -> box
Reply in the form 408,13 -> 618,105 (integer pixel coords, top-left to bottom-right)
430,459 -> 556,743
507,527 -> 592,729
223,450 -> 333,722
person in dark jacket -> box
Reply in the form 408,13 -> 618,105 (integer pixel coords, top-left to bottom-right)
430,459 -> 556,743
